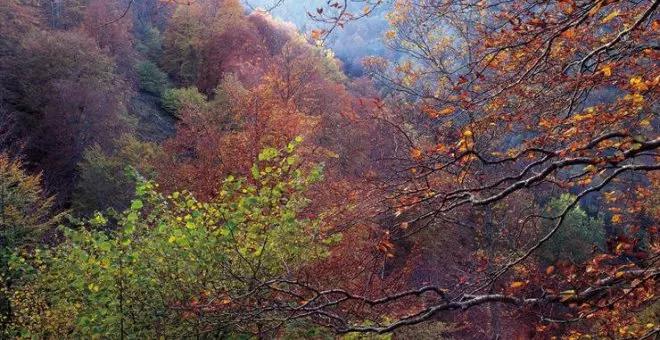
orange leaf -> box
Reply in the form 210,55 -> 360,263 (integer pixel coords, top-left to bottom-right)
546,266 -> 555,275
562,28 -> 577,39
411,148 -> 422,160
510,281 -> 525,288
588,1 -> 603,16
440,106 -> 456,115
311,29 -> 325,40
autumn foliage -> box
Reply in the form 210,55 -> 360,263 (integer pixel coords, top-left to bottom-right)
0,0 -> 657,338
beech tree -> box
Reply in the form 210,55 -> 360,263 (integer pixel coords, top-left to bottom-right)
0,153 -> 62,334
4,141 -> 338,338
73,135 -> 162,215
0,0 -> 657,338
1,29 -> 131,204
0,154 -> 62,254
82,0 -> 136,73
161,2 -> 206,86
295,0 -> 658,337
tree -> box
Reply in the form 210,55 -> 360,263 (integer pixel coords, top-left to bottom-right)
0,153 -> 62,335
538,194 -> 606,264
4,141 -> 338,338
161,2 -> 206,85
0,153 -> 61,252
82,0 -> 136,74
1,0 -> 656,337
161,86 -> 208,116
315,0 -> 658,336
0,29 -> 132,205
196,0 -> 268,93
46,0 -> 90,29
72,135 -> 162,215
134,23 -> 165,63
136,60 -> 171,96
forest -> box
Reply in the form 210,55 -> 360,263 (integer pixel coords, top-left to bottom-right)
0,0 -> 657,338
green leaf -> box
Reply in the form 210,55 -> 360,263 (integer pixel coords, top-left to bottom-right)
131,199 -> 144,210
98,242 -> 111,252
258,147 -> 279,161
91,213 -> 108,226
124,223 -> 136,235
127,212 -> 138,222
251,164 -> 260,180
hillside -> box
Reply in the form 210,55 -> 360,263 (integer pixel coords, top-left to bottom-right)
0,0 -> 658,338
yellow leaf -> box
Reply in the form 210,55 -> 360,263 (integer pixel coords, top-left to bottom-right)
625,93 -> 644,103
589,1 -> 603,16
601,10 -> 620,24
573,113 -> 594,122
539,118 -> 553,128
168,235 -> 176,244
584,165 -> 597,172
510,281 -> 525,288
323,149 -> 340,158
630,76 -> 649,91
611,214 -> 622,223
440,106 -> 456,115
600,65 -> 612,77
463,130 -> 473,137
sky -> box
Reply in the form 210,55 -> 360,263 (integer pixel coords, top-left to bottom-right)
243,0 -> 394,76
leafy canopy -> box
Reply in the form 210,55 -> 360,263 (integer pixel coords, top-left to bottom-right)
4,139 -> 337,338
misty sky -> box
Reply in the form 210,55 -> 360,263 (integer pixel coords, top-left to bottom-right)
243,0 -> 393,75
